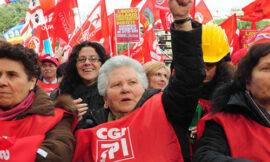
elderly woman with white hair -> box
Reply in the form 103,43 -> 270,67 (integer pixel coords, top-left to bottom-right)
72,0 -> 205,161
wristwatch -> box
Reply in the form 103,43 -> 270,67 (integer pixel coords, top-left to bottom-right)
174,17 -> 191,25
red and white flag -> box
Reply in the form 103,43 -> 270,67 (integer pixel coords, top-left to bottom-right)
220,14 -> 238,45
194,0 -> 213,24
143,26 -> 164,63
66,0 -> 111,59
120,25 -> 163,64
130,0 -> 143,7
21,0 -> 46,41
160,9 -> 173,32
52,0 -> 77,47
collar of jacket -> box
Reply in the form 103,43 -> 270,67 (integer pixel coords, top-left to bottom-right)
224,91 -> 270,127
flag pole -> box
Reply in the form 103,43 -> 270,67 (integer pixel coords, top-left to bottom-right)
76,1 -> 85,41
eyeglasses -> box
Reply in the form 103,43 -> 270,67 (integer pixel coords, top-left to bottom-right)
77,56 -> 100,64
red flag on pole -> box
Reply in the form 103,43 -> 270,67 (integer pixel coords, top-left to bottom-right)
120,25 -> 163,64
52,0 -> 77,46
194,0 -> 213,24
142,26 -> 164,63
160,9 -> 173,32
220,14 -> 238,45
130,0 -> 143,7
68,0 -> 111,54
190,0 -> 196,18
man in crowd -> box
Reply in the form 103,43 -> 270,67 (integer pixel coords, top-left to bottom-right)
38,54 -> 59,95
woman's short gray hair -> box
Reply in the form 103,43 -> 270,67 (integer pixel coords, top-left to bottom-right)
98,55 -> 148,96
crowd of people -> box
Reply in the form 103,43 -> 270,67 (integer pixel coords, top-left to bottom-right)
1,0 -> 270,161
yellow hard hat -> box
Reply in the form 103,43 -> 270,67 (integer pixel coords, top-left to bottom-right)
202,23 -> 230,63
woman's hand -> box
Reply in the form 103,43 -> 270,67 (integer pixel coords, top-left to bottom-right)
168,0 -> 193,31
73,98 -> 88,121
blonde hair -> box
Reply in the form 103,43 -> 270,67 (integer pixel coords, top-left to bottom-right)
143,61 -> 170,79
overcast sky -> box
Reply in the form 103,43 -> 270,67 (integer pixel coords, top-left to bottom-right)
0,0 -> 255,22
77,0 -> 254,16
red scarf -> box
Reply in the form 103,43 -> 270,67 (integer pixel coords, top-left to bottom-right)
0,91 -> 35,121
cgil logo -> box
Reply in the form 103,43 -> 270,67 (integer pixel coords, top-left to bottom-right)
97,128 -> 127,140
0,150 -> 10,160
96,127 -> 134,161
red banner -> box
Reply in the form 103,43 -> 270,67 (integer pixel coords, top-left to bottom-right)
245,25 -> 270,45
239,29 -> 258,48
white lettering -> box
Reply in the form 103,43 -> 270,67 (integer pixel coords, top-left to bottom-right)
101,142 -> 119,159
121,138 -> 129,156
0,150 -> 10,160
97,128 -> 127,139
97,128 -> 107,139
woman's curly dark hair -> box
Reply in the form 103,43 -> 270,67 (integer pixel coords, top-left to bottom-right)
60,41 -> 110,95
0,42 -> 40,80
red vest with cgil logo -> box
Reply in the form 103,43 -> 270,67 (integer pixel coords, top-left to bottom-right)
72,93 -> 184,162
197,113 -> 270,161
0,108 -> 74,162
38,80 -> 58,94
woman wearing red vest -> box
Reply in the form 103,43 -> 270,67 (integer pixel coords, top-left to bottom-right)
194,42 -> 270,161
72,0 -> 205,161
0,42 -> 77,162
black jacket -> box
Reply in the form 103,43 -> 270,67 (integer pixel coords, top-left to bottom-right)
79,20 -> 205,162
193,83 -> 270,162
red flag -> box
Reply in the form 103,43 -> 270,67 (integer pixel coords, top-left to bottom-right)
140,0 -> 162,30
108,13 -> 117,56
194,0 -> 213,24
69,0 -> 111,54
39,0 -> 55,13
160,9 -> 173,32
142,26 -> 164,63
239,0 -> 270,22
130,0 -> 143,7
120,38 -> 144,63
190,0 -> 196,18
52,0 -> 77,46
230,31 -> 240,57
120,26 -> 163,64
220,14 -> 237,45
